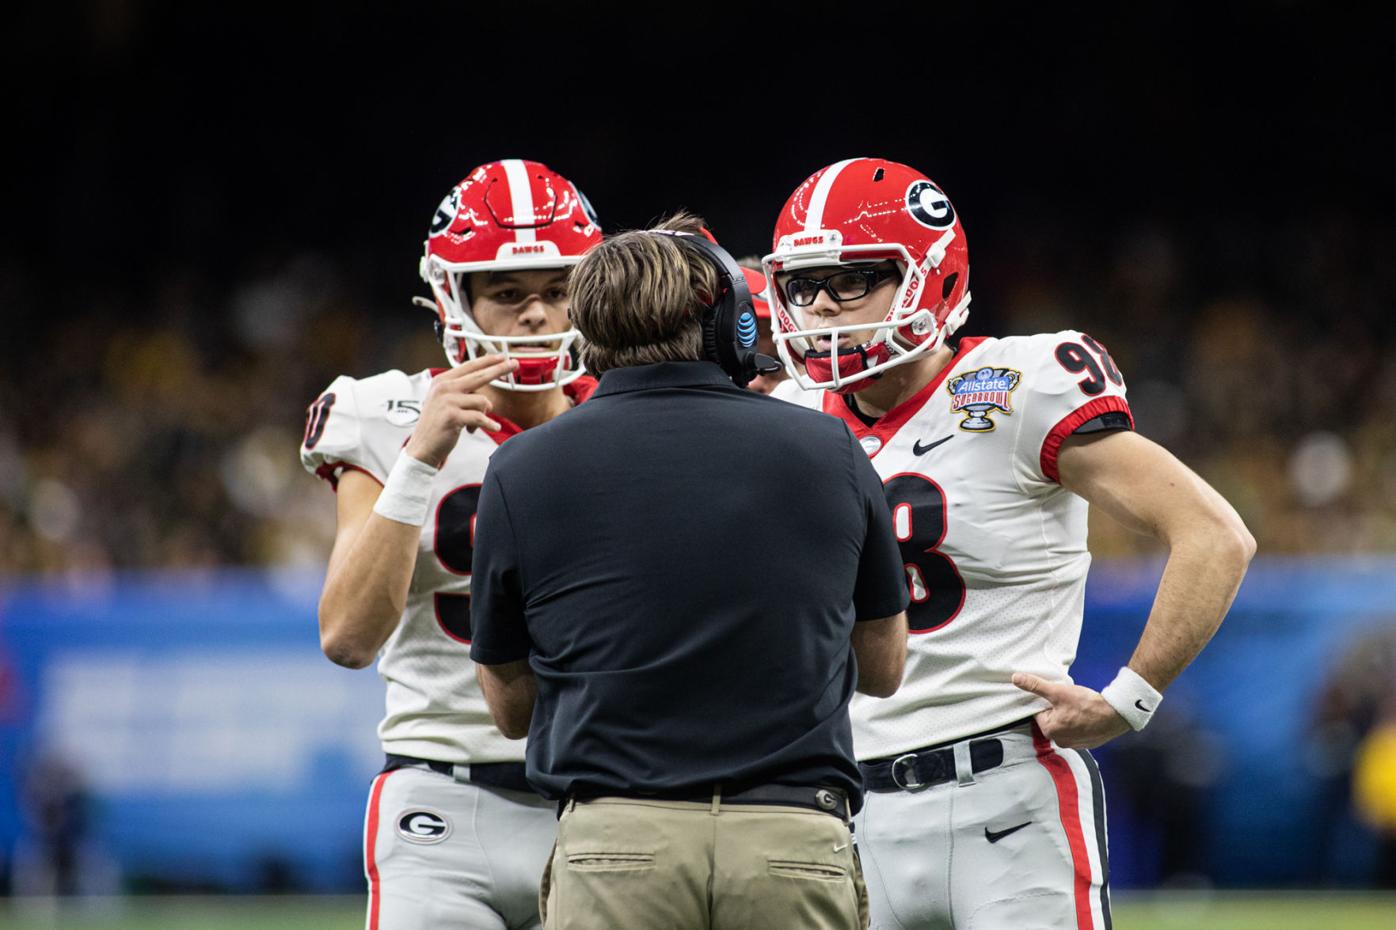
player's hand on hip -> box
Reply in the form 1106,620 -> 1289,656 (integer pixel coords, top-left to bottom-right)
1011,672 -> 1131,749
405,354 -> 519,469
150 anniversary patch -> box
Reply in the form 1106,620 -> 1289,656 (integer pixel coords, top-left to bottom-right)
947,367 -> 1022,431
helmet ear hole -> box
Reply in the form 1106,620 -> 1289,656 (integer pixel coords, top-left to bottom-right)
941,272 -> 959,301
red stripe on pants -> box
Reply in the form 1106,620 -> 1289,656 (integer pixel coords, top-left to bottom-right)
364,771 -> 393,930
1032,723 -> 1095,929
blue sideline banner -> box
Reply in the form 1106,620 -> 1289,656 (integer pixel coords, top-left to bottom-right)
0,569 -> 384,892
2,559 -> 1394,892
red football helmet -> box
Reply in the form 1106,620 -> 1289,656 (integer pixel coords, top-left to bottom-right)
419,159 -> 602,391
763,157 -> 971,392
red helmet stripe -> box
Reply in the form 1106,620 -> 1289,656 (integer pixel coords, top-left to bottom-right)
803,157 -> 859,233
501,158 -> 537,244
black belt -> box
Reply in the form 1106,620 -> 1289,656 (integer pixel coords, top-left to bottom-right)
859,719 -> 1034,792
567,784 -> 852,820
383,754 -> 534,794
861,739 -> 1003,791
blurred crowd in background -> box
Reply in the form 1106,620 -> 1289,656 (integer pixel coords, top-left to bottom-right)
2,208 -> 1392,576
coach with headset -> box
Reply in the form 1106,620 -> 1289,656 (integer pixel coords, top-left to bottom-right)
469,212 -> 909,930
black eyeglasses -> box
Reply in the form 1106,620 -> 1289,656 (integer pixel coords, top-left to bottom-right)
781,265 -> 900,307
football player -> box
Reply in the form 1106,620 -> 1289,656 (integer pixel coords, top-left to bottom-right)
301,159 -> 601,930
764,158 -> 1255,930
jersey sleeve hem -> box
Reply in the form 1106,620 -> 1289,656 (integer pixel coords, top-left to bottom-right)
1039,395 -> 1134,483
313,461 -> 386,492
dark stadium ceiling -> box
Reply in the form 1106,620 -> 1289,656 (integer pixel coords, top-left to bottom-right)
5,1 -> 1390,302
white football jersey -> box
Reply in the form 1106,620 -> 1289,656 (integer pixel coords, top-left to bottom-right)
300,369 -> 594,764
775,332 -> 1133,759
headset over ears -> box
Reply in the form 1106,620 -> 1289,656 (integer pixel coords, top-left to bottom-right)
651,231 -> 781,388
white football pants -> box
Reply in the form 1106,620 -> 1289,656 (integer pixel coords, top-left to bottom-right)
363,766 -> 557,930
855,722 -> 1111,930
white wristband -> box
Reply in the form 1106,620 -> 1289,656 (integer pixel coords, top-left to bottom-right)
372,453 -> 439,527
1100,666 -> 1162,732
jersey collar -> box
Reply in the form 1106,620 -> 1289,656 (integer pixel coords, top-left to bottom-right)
825,337 -> 989,457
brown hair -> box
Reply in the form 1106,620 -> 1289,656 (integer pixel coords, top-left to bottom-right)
569,211 -> 718,376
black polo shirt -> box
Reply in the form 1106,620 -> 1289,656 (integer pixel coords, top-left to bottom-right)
469,361 -> 907,812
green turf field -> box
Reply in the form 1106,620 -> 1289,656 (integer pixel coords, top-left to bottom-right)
1,892 -> 1394,929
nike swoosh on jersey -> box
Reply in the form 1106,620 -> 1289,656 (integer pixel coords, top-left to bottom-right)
984,822 -> 1031,843
913,435 -> 954,456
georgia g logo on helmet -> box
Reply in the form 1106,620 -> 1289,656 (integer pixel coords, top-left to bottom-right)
906,180 -> 956,229
429,187 -> 461,237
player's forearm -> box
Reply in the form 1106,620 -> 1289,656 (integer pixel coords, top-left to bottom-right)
1060,431 -> 1256,692
318,514 -> 420,668
1127,523 -> 1254,690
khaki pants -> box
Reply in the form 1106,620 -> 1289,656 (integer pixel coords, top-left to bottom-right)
541,796 -> 870,930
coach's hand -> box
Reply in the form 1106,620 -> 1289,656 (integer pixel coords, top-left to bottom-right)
405,354 -> 519,469
1011,672 -> 1132,749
